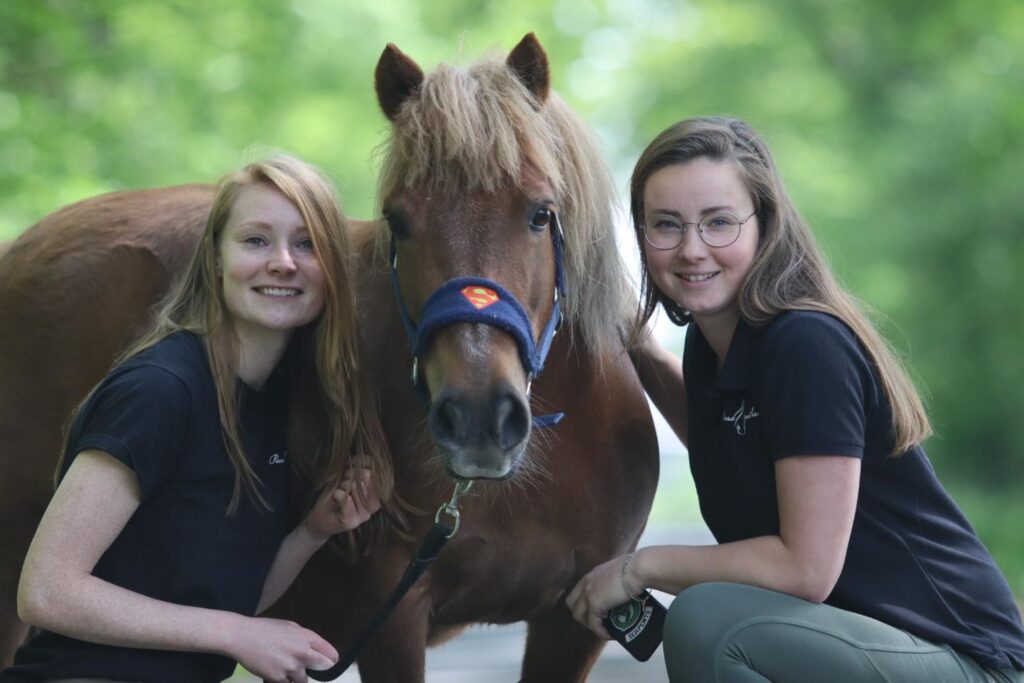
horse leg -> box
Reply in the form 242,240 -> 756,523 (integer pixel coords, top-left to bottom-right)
521,605 -> 605,683
354,592 -> 430,683
352,546 -> 431,683
0,384 -> 62,668
0,594 -> 28,668
271,544 -> 431,683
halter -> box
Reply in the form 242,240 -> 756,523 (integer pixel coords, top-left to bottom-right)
389,213 -> 567,428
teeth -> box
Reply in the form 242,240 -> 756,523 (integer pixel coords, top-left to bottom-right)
258,287 -> 300,297
682,273 -> 716,282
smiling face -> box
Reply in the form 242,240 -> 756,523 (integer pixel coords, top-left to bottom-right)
218,183 -> 325,346
642,158 -> 759,339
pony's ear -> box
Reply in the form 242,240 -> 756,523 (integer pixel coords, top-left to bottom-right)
506,33 -> 550,104
375,43 -> 425,121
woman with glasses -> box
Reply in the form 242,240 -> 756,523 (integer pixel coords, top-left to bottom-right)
567,117 -> 1024,682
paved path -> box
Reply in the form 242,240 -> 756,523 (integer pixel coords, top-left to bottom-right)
233,523 -> 713,682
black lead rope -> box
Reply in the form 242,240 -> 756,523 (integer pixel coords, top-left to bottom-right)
306,522 -> 452,681
307,481 -> 472,681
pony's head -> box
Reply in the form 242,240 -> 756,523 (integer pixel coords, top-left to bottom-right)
375,34 -> 632,480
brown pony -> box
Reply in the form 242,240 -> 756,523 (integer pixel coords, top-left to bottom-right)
0,35 -> 658,681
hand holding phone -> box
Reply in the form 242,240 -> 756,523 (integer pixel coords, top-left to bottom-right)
602,590 -> 667,661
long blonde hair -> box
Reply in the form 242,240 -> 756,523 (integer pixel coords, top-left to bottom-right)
58,157 -> 395,533
630,117 -> 931,453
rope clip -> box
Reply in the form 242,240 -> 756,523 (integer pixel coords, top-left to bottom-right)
434,480 -> 474,538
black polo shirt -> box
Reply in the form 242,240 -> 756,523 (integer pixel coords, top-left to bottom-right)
2,331 -> 292,683
684,310 -> 1024,671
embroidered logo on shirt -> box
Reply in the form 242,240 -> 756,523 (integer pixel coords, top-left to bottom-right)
723,400 -> 760,436
268,452 -> 287,465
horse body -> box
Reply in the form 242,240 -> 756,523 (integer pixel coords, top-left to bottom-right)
0,35 -> 659,682
0,185 -> 212,660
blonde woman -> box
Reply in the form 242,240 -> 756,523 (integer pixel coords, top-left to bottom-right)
3,156 -> 389,683
567,117 -> 1024,682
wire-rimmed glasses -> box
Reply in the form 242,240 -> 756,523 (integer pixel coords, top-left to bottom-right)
643,210 -> 756,250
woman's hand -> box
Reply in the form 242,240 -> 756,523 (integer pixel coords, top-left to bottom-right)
302,459 -> 381,541
257,458 -> 384,614
223,613 -> 337,683
565,553 -> 637,639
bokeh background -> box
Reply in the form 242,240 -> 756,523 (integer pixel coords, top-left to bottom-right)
2,0 -> 1021,620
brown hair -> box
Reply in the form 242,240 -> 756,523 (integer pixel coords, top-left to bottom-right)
630,117 -> 931,453
57,157 -> 396,542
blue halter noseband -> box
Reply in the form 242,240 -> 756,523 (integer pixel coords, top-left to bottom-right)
389,213 -> 567,428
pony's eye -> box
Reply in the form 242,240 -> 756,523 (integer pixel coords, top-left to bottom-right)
383,210 -> 410,239
529,207 -> 552,231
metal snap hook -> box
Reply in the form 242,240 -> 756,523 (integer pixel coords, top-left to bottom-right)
434,480 -> 474,538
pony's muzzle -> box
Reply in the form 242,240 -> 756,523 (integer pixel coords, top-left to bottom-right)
429,383 -> 530,479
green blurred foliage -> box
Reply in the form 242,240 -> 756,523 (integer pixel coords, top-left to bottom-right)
1,0 -> 1022,581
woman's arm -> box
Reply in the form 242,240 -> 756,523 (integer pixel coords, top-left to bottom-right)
257,462 -> 380,613
631,330 -> 688,446
18,450 -> 338,681
566,455 -> 859,637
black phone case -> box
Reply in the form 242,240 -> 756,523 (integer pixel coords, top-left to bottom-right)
602,591 -> 667,662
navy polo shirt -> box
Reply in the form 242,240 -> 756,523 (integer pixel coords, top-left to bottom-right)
684,310 -> 1024,671
3,332 -> 293,683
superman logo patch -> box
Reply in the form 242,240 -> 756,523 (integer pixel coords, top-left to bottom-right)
461,285 -> 499,310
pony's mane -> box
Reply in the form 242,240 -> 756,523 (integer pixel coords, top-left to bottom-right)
376,53 -> 635,365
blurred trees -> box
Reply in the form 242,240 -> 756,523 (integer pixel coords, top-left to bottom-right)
1,0 -> 1022,488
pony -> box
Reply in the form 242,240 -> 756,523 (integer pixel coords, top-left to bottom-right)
0,35 -> 659,681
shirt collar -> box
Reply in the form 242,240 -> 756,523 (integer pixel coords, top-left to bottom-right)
689,318 -> 762,394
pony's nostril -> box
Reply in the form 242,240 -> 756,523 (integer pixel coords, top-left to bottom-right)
492,395 -> 512,442
442,399 -> 466,439
494,392 -> 529,451
431,396 -> 466,444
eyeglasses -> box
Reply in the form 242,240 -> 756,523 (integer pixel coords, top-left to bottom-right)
643,210 -> 756,250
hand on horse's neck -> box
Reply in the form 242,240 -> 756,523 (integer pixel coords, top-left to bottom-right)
235,328 -> 292,390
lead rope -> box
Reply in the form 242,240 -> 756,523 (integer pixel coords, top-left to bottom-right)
306,481 -> 474,681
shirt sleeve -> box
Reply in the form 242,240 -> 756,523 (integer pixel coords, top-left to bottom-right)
758,314 -> 877,461
65,363 -> 192,499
